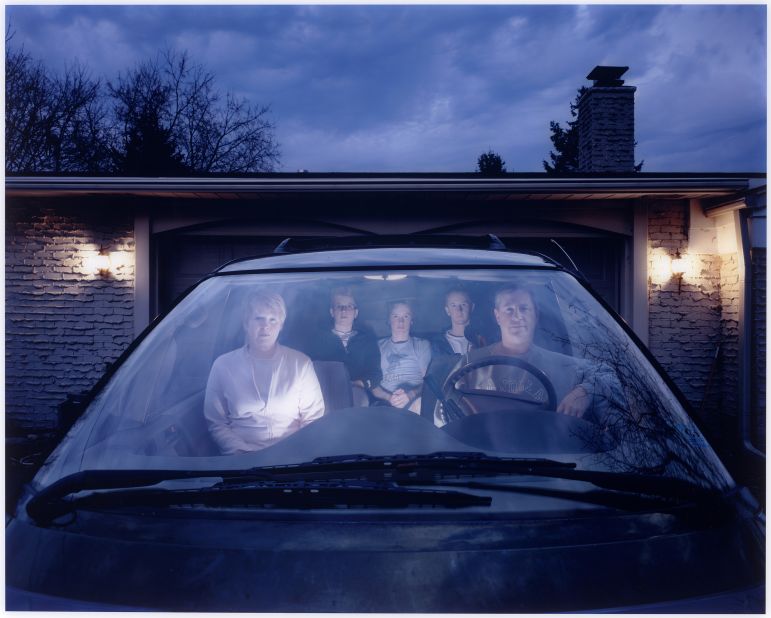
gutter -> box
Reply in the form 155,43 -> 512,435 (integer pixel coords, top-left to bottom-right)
4,174 -> 758,197
736,207 -> 765,464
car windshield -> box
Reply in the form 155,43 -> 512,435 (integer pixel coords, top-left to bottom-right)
35,266 -> 732,493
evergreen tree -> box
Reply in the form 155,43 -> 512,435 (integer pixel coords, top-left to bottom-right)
477,150 -> 507,175
543,87 -> 585,174
121,109 -> 188,175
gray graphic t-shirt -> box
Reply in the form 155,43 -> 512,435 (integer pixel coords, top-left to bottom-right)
378,337 -> 432,392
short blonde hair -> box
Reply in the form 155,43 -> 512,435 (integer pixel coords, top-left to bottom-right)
330,286 -> 356,308
243,290 -> 287,325
445,288 -> 472,305
387,299 -> 413,316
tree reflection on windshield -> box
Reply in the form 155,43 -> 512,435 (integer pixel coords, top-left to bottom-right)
563,298 -> 730,492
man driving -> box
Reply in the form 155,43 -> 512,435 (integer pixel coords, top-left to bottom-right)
434,284 -> 621,426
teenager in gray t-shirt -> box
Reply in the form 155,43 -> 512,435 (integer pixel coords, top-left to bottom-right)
371,300 -> 431,413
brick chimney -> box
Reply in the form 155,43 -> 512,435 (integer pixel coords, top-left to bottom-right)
577,66 -> 636,173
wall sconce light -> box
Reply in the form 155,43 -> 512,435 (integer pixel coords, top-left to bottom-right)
671,255 -> 689,276
671,252 -> 696,283
108,251 -> 131,270
84,249 -> 111,276
651,252 -> 673,284
650,249 -> 696,289
84,249 -> 132,277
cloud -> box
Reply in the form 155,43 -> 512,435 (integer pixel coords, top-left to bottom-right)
631,5 -> 766,171
5,4 -> 766,172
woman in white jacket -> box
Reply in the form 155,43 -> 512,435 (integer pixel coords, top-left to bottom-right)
204,290 -> 325,455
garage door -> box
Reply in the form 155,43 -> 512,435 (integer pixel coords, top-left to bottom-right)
155,235 -> 622,316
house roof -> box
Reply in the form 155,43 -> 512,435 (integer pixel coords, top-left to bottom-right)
6,172 -> 765,207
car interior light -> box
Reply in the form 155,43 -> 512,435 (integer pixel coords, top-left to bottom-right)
363,274 -> 408,281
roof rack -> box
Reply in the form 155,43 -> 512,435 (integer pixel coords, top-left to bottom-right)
272,233 -> 508,254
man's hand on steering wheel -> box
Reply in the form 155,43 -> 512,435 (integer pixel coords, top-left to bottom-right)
556,385 -> 590,417
442,355 -> 558,420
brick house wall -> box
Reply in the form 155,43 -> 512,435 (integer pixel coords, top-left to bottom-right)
5,201 -> 135,430
647,201 -> 724,429
646,200 -> 749,453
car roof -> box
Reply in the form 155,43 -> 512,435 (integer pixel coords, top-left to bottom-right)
218,247 -> 556,273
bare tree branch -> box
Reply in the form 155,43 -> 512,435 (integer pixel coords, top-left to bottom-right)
6,44 -> 280,174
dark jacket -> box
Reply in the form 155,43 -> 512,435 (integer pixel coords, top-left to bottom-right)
303,327 -> 382,389
429,328 -> 488,357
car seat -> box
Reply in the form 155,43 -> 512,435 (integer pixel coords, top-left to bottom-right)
420,353 -> 462,422
312,360 -> 354,413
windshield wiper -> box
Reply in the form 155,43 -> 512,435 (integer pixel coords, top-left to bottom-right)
27,477 -> 491,524
230,452 -> 725,512
229,451 -> 577,483
26,451 -> 721,525
227,453 -> 719,502
431,479 -> 720,513
24,453 -> 560,524
259,452 -> 724,512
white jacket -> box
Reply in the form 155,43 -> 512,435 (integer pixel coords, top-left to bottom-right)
204,345 -> 324,455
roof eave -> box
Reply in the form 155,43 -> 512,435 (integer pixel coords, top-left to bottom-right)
5,173 -> 763,199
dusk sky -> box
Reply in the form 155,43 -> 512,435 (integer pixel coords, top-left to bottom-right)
5,3 -> 767,173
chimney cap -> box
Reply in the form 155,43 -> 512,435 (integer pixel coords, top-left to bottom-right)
586,65 -> 629,86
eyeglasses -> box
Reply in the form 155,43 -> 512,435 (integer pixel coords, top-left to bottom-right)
333,304 -> 357,311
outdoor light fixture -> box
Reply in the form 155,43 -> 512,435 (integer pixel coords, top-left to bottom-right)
83,249 -> 131,277
650,251 -> 673,285
669,252 -> 692,293
671,255 -> 689,276
93,253 -> 111,274
83,249 -> 112,276
109,251 -> 131,270
650,249 -> 696,289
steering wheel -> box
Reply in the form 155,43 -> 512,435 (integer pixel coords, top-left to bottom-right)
441,355 -> 557,421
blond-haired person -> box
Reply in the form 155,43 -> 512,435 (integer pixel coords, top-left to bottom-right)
204,291 -> 324,454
